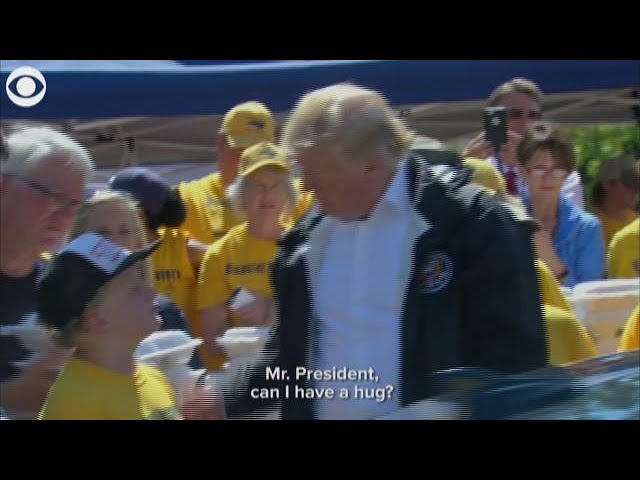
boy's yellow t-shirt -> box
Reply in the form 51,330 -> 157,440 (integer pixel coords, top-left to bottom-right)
39,357 -> 181,420
607,218 -> 640,279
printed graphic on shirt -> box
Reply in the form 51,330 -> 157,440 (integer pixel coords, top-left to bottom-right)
155,269 -> 182,281
224,262 -> 273,275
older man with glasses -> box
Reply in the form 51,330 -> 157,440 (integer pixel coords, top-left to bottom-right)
464,78 -> 585,208
1,126 -> 94,419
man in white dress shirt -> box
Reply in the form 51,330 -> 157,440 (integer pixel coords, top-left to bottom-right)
224,83 -> 547,420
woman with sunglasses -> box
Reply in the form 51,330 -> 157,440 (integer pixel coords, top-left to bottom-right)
519,122 -> 605,287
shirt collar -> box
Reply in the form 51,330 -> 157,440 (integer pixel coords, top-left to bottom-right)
370,158 -> 410,218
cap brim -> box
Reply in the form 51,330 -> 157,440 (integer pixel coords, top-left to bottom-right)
241,160 -> 290,178
227,134 -> 273,150
112,238 -> 161,277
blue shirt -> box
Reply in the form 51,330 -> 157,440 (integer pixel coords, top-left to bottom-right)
526,194 -> 605,288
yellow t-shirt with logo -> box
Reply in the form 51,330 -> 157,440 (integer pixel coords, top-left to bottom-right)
197,223 -> 278,322
618,304 -> 639,352
39,357 -> 181,420
607,218 -> 640,279
178,172 -> 314,244
151,228 -> 198,331
597,210 -> 639,249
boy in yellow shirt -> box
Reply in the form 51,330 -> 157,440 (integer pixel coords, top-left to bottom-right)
37,232 -> 182,419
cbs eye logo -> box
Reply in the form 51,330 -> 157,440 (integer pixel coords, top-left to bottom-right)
6,66 -> 47,107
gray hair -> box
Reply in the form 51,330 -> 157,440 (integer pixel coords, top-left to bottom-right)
281,83 -> 415,169
1,126 -> 94,181
226,174 -> 299,218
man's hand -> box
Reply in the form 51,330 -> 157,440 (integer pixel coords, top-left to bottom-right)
180,384 -> 226,420
463,131 -> 523,167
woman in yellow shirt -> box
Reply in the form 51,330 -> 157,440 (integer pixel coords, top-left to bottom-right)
197,142 -> 298,369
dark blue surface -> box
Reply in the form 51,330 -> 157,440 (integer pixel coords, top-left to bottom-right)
432,351 -> 640,419
2,60 -> 638,119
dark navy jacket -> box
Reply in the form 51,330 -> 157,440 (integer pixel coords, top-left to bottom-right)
225,155 -> 547,419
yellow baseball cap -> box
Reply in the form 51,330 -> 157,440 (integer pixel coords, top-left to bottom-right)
222,101 -> 275,149
239,142 -> 290,177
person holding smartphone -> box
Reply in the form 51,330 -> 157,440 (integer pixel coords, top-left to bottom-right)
464,78 -> 585,208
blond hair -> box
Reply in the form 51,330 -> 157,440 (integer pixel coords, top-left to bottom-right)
488,78 -> 543,107
70,190 -> 152,284
281,83 -> 414,168
54,191 -> 153,345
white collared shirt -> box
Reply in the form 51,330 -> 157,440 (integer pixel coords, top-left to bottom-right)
311,160 -> 418,420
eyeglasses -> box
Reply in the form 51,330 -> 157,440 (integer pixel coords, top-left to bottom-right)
508,108 -> 542,120
7,174 -> 82,211
527,166 -> 568,180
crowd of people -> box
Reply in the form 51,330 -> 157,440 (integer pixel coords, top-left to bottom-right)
1,77 -> 638,420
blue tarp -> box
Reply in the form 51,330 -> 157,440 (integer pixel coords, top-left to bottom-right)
1,60 -> 638,119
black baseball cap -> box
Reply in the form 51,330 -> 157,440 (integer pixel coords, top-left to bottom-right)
37,233 -> 160,331
109,167 -> 169,216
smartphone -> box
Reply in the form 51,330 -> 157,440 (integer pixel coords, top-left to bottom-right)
483,106 -> 508,151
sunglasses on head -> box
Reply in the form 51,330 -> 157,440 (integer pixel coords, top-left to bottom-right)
508,108 -> 542,120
